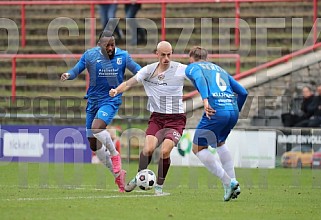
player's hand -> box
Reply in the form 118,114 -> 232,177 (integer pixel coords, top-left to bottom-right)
60,73 -> 70,81
203,99 -> 216,119
109,89 -> 118,97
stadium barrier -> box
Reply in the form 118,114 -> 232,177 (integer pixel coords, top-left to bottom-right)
2,124 -> 320,168
0,0 -> 318,48
0,53 -> 240,103
172,127 -> 321,168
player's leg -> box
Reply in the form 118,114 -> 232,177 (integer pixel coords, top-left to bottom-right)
193,114 -> 237,201
216,110 -> 240,199
88,137 -> 115,176
86,109 -> 120,186
140,135 -> 159,170
154,138 -> 175,195
154,113 -> 186,195
106,4 -> 123,40
98,4 -> 109,29
139,112 -> 163,172
125,113 -> 161,192
193,142 -> 238,201
91,103 -> 126,192
125,135 -> 159,192
92,104 -> 120,158
86,109 -> 114,175
216,110 -> 238,175
217,142 -> 235,178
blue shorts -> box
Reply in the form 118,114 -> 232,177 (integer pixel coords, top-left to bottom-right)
193,110 -> 239,147
85,99 -> 120,137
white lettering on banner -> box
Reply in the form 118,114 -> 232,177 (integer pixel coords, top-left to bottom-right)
277,135 -> 321,144
46,143 -> 87,150
3,133 -> 44,157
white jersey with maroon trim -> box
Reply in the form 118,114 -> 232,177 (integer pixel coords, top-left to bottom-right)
134,61 -> 187,114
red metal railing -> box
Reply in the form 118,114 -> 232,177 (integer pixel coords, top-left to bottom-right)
234,41 -> 321,80
0,0 -> 318,48
1,0 -> 319,102
0,53 -> 240,102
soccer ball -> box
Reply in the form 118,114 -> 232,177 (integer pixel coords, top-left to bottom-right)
136,169 -> 156,190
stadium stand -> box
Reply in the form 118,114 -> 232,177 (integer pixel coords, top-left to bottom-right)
0,1 -> 320,127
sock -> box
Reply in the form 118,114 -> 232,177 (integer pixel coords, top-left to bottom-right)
216,144 -> 235,179
157,157 -> 171,185
93,130 -> 118,156
95,145 -> 117,177
196,148 -> 230,186
138,151 -> 153,171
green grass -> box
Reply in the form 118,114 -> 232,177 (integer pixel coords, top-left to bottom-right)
1,162 -> 321,220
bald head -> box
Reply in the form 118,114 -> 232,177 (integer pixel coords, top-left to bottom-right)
156,41 -> 172,52
156,41 -> 172,66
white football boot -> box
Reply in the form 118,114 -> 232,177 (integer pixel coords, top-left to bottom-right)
223,179 -> 239,202
124,177 -> 137,192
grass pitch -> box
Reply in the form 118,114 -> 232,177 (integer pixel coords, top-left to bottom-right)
1,162 -> 321,220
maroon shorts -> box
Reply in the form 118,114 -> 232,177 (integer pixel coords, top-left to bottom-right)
146,112 -> 186,145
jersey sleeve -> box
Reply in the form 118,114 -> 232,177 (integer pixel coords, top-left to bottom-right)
134,65 -> 150,83
126,53 -> 141,74
229,75 -> 248,111
178,64 -> 190,81
67,52 -> 87,80
185,64 -> 209,100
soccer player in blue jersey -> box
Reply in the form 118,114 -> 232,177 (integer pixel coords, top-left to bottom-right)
60,30 -> 141,192
185,46 -> 248,201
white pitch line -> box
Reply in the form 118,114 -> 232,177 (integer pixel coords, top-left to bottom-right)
2,193 -> 170,202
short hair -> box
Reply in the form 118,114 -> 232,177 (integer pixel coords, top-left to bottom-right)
302,86 -> 312,92
189,46 -> 208,61
98,30 -> 114,40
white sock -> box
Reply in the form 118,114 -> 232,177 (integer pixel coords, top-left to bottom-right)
216,144 -> 235,179
95,145 -> 117,177
93,130 -> 118,156
196,148 -> 230,185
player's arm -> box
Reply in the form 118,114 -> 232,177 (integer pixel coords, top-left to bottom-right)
185,66 -> 209,100
61,53 -> 87,81
178,64 -> 191,82
229,75 -> 248,111
110,65 -> 149,97
126,53 -> 141,74
109,76 -> 139,97
185,65 -> 215,118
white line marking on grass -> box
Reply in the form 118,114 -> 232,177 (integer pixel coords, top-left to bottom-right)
0,184 -> 97,189
2,193 -> 169,202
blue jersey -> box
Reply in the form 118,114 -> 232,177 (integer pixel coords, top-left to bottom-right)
67,47 -> 141,103
185,61 -> 248,112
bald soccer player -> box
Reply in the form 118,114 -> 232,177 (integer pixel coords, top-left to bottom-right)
109,41 -> 188,195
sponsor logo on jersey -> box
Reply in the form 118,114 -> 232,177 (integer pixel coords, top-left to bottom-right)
144,79 -> 167,86
117,58 -> 122,65
212,92 -> 234,98
158,74 -> 165,81
97,59 -> 102,63
100,111 -> 109,117
98,68 -> 119,76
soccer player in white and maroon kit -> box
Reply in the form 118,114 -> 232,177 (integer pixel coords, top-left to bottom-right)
109,41 -> 187,195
